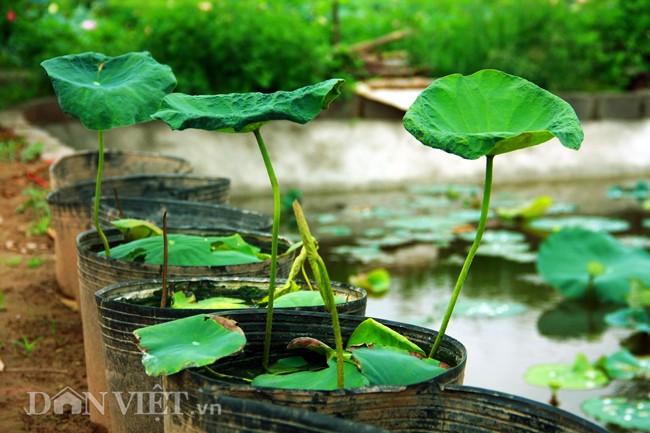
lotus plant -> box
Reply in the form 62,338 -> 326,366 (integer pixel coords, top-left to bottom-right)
403,69 -> 584,357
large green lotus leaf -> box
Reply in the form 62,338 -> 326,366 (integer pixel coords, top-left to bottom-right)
346,318 -> 425,356
524,354 -> 609,390
252,358 -> 368,390
134,314 -> 246,377
351,346 -> 445,386
582,397 -> 650,431
110,218 -> 162,242
41,52 -> 176,131
403,69 -> 583,160
536,228 -> 650,304
103,233 -> 268,266
152,78 -> 344,132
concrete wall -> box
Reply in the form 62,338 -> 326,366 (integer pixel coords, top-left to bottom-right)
8,97 -> 650,198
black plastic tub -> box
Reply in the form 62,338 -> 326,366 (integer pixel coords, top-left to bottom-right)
95,277 -> 367,433
164,309 -> 468,433
49,149 -> 193,189
98,196 -> 272,232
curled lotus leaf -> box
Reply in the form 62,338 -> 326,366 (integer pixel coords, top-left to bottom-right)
152,79 -> 344,132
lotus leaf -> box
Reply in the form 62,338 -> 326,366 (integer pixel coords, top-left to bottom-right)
135,314 -> 246,376
529,216 -> 630,233
348,268 -> 391,296
41,52 -> 176,131
171,291 -> 251,310
602,350 -> 650,380
403,69 -> 583,160
537,228 -> 650,304
524,353 -> 609,390
347,318 -> 424,355
272,291 -> 345,308
605,308 -> 650,333
251,358 -> 368,390
152,79 -> 344,132
110,218 -> 162,242
582,397 -> 650,431
103,233 -> 269,266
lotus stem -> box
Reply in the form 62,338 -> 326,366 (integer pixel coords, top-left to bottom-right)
160,211 -> 169,308
430,155 -> 494,358
254,129 -> 280,371
293,200 -> 345,389
94,130 -> 111,256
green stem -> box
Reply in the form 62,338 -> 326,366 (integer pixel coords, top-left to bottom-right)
293,200 -> 345,389
254,129 -> 280,371
429,155 -> 494,358
94,130 -> 111,256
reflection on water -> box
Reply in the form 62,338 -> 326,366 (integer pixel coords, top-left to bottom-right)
234,177 -> 648,427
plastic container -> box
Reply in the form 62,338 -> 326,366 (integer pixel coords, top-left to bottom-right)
49,149 -> 193,190
76,227 -> 295,429
98,196 -> 272,232
95,277 -> 367,433
164,309 -> 467,433
47,173 -> 230,299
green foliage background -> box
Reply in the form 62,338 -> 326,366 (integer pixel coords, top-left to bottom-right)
0,0 -> 648,108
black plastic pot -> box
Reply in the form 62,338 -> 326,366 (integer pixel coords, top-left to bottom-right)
49,149 -> 193,190
197,394 -> 389,433
95,277 -> 367,433
164,310 -> 467,433
98,196 -> 272,232
47,173 -> 230,300
76,227 -> 294,430
199,384 -> 608,433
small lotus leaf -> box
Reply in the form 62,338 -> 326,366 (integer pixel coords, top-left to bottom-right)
104,233 -> 268,266
273,291 -> 345,308
252,358 -> 368,390
152,79 -> 344,132
41,52 -> 176,131
346,318 -> 425,356
171,291 -> 250,310
403,69 -> 583,160
351,346 -> 445,386
524,354 -> 609,390
537,228 -> 650,304
135,314 -> 246,376
582,397 -> 650,431
605,308 -> 650,333
529,216 -> 630,233
602,350 -> 650,380
348,268 -> 391,296
111,218 -> 162,242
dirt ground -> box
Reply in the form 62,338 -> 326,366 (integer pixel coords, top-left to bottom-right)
0,138 -> 96,432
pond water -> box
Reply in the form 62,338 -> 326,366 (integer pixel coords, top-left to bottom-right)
233,176 -> 649,431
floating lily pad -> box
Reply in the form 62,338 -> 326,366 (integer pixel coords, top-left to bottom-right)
252,358 -> 368,390
607,180 -> 649,201
443,299 -> 527,318
524,353 -> 609,390
330,245 -> 393,264
41,52 -> 176,131
529,216 -> 630,233
605,308 -> 650,333
316,225 -> 353,237
135,314 -> 246,376
273,291 -> 345,308
602,350 -> 650,380
496,195 -> 553,220
536,228 -> 650,304
582,397 -> 650,431
349,268 -> 391,296
171,291 -> 251,310
403,69 -> 583,160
